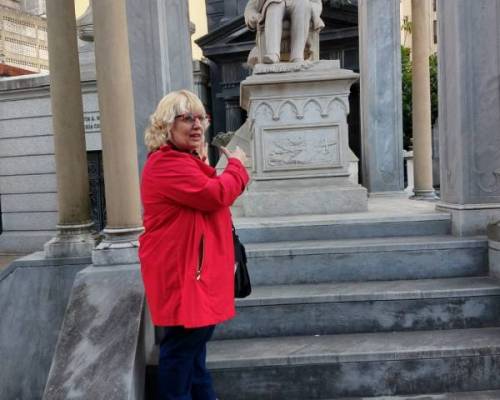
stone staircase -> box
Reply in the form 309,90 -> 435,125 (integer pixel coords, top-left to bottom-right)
201,201 -> 500,399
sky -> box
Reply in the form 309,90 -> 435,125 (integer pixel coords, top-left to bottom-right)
74,0 -> 207,60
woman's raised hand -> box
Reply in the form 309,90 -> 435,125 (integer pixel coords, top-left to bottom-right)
220,146 -> 247,165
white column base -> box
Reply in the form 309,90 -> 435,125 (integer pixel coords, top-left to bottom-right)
44,222 -> 95,259
410,189 -> 439,201
92,227 -> 143,266
437,202 -> 500,236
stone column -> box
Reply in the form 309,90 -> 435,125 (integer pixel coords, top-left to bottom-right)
91,0 -> 143,265
126,0 -> 194,171
44,0 -> 95,259
437,0 -> 500,235
411,0 -> 436,199
358,0 -> 404,195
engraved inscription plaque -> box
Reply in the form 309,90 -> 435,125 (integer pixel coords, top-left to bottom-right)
84,111 -> 101,134
262,125 -> 341,172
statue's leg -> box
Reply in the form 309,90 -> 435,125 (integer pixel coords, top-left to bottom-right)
288,0 -> 312,62
264,2 -> 285,63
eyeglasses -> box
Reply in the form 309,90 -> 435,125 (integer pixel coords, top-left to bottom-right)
174,112 -> 209,124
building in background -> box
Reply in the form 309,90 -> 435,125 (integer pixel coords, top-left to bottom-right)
0,0 -> 48,76
74,0 -> 208,60
400,0 -> 437,52
19,0 -> 45,16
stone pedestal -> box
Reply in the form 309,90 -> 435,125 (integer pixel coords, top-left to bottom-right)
437,0 -> 500,235
239,60 -> 367,217
44,222 -> 95,259
92,227 -> 143,266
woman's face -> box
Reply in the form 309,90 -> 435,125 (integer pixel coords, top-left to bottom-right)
169,111 -> 205,151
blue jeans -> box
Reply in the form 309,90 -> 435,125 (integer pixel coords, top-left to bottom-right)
157,325 -> 217,400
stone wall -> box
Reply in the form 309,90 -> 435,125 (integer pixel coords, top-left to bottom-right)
0,72 -> 100,252
0,57 -> 211,253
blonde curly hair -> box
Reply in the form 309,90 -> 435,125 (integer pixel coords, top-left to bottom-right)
144,89 -> 209,152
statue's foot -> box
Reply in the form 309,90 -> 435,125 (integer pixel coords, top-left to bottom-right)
263,54 -> 280,64
313,19 -> 325,30
290,57 -> 304,63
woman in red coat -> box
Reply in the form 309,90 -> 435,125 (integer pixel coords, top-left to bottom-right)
139,90 -> 249,400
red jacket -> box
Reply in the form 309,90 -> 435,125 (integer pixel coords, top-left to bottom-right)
139,145 -> 249,328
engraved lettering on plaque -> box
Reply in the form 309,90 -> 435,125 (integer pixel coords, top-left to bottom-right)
84,111 -> 101,133
262,126 -> 341,172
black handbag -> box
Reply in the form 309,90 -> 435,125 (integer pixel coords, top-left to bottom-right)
233,226 -> 251,298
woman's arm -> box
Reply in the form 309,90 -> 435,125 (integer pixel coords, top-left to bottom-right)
150,154 -> 249,212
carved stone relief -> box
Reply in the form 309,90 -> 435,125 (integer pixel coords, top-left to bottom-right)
261,126 -> 340,172
253,96 -> 349,122
254,102 -> 274,122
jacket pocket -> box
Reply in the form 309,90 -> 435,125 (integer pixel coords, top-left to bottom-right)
195,234 -> 205,281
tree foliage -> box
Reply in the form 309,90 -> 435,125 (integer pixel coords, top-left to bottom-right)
401,46 -> 438,150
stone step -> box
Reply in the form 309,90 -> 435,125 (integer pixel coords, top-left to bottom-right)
236,212 -> 451,243
246,235 -> 488,285
207,327 -> 500,399
336,389 -> 500,399
214,276 -> 500,339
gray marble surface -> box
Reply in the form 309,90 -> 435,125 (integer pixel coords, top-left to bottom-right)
358,0 -> 404,194
345,390 -> 500,399
437,0 -> 500,234
0,262 -> 86,400
43,264 -> 145,400
343,390 -> 500,400
126,0 -> 194,171
438,0 -> 500,206
208,326 -> 500,368
234,276 -> 500,306
213,276 -> 500,340
245,236 -> 487,286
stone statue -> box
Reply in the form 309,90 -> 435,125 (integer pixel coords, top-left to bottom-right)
244,0 -> 325,64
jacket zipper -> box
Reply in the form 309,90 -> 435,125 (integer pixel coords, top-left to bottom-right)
196,235 -> 205,280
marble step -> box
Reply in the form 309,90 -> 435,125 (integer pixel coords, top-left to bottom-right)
246,235 -> 488,285
214,276 -> 500,339
337,389 -> 500,399
235,211 -> 451,243
207,327 -> 500,399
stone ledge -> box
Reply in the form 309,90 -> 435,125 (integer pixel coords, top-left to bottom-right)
207,327 -> 500,369
235,276 -> 500,307
244,235 -> 487,258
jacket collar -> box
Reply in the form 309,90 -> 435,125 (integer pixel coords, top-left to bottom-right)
158,143 -> 216,177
